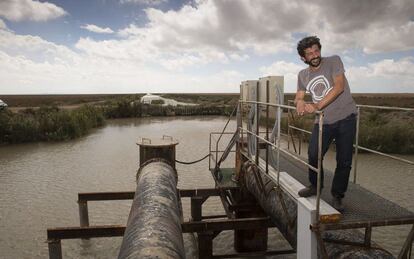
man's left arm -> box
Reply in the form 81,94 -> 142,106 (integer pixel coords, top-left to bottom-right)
305,73 -> 345,113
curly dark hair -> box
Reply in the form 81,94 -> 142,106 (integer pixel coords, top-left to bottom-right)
297,36 -> 322,57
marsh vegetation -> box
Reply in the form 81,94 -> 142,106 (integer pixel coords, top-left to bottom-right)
1,93 -> 412,154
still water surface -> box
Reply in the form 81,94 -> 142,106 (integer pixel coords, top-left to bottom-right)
0,116 -> 413,258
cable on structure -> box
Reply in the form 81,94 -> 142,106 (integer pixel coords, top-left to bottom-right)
175,154 -> 211,165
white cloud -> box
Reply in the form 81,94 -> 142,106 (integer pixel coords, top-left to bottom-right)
229,53 -> 249,62
0,19 -> 6,30
82,0 -> 414,71
368,58 -> 414,77
0,0 -> 67,22
347,58 -> 414,92
117,0 -> 414,58
75,36 -> 159,62
0,0 -> 414,94
120,0 -> 167,5
0,29 -> 78,65
81,24 -> 114,34
308,0 -> 414,54
0,28 -> 244,94
260,61 -> 303,92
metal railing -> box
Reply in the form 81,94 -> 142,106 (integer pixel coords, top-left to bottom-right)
208,104 -> 239,171
352,104 -> 414,183
286,100 -> 414,184
239,99 -> 326,222
209,132 -> 237,171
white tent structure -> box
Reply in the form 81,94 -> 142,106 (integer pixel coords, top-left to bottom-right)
140,94 -> 163,104
0,99 -> 7,109
140,94 -> 196,107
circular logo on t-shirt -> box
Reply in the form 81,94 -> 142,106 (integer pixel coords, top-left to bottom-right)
306,75 -> 332,103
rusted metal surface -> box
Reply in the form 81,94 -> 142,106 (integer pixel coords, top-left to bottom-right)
47,239 -> 62,259
118,161 -> 185,259
211,249 -> 295,258
243,163 -> 298,247
179,187 -> 237,197
234,207 -> 268,252
181,217 -> 273,233
323,229 -> 394,259
242,159 -> 398,258
78,191 -> 135,201
137,136 -> 178,168
47,225 -> 125,240
316,217 -> 414,231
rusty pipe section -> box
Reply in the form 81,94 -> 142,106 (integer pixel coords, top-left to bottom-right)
243,163 -> 297,247
118,161 -> 185,259
243,162 -> 394,258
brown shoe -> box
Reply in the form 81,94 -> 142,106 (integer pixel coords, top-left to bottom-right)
298,185 -> 317,197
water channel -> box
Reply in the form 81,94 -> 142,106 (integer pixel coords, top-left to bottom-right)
0,116 -> 412,258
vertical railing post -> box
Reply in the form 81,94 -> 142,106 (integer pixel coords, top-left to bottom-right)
287,113 -> 293,150
353,106 -> 361,184
239,101 -> 243,145
215,136 -> 219,169
364,226 -> 372,247
209,133 -> 212,170
316,112 -> 324,222
266,80 -> 269,175
255,81 -> 260,166
276,106 -> 281,186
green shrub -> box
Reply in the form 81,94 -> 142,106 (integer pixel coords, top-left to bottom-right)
151,99 -> 165,105
0,105 -> 105,144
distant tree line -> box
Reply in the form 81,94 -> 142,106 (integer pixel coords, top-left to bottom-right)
2,97 -> 413,154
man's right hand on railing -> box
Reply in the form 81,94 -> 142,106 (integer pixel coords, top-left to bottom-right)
296,99 -> 306,116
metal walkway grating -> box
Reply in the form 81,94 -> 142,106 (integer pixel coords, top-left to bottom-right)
269,150 -> 414,227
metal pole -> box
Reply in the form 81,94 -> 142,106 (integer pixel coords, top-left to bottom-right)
287,109 -> 290,151
255,81 -> 260,166
78,200 -> 89,238
209,133 -> 211,170
277,106 -> 281,186
240,101 -> 245,153
266,80 -> 269,175
215,136 -> 219,169
48,239 -> 62,259
358,146 -> 414,165
353,107 -> 360,183
316,113 -> 324,222
191,196 -> 204,221
364,226 -> 372,247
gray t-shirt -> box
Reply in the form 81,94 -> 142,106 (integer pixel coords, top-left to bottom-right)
297,55 -> 357,124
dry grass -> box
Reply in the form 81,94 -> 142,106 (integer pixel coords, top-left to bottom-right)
1,93 -> 413,108
284,93 -> 414,108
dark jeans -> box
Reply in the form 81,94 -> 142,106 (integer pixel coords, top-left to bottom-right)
308,113 -> 357,198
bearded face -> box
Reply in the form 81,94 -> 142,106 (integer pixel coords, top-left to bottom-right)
302,44 -> 322,68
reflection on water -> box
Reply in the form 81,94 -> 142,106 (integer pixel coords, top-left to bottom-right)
0,116 -> 412,258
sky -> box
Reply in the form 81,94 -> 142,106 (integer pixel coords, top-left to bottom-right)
0,0 -> 413,94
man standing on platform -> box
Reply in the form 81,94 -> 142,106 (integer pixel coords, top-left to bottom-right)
294,36 -> 357,211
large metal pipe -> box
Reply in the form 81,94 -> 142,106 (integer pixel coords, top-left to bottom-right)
243,164 -> 394,258
118,160 -> 185,259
